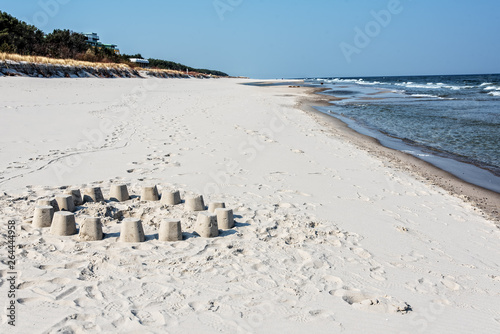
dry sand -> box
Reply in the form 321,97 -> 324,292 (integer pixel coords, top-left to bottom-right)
0,77 -> 499,333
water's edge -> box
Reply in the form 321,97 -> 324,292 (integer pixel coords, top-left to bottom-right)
243,79 -> 500,195
313,105 -> 500,194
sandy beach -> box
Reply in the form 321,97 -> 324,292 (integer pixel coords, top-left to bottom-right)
1,77 -> 499,333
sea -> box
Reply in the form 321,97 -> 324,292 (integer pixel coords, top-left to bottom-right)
305,74 -> 500,193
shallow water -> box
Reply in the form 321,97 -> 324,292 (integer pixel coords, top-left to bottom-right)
305,74 -> 500,192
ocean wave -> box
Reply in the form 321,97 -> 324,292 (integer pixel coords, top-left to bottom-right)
395,82 -> 474,90
326,78 -> 471,90
357,80 -> 382,85
488,91 -> 500,97
324,78 -> 383,86
317,78 -> 491,92
410,94 -> 441,98
409,94 -> 456,100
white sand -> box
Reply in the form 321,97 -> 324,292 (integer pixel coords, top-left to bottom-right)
0,77 -> 499,333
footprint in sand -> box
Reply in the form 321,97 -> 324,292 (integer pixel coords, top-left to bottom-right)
400,251 -> 425,263
197,312 -> 239,333
331,288 -> 412,314
369,265 -> 387,282
406,278 -> 439,294
48,314 -> 100,333
286,309 -> 338,325
350,247 -> 372,259
55,286 -> 79,300
131,310 -> 166,327
17,297 -> 44,305
321,275 -> 344,291
441,276 -> 461,291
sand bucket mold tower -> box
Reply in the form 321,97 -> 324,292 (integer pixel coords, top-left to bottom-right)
109,184 -> 130,202
79,216 -> 104,241
161,190 -> 181,206
51,211 -> 77,236
185,195 -> 205,212
32,205 -> 54,228
141,185 -> 160,202
195,212 -> 219,238
120,218 -> 145,243
55,194 -> 76,212
159,219 -> 183,241
84,187 -> 105,203
208,202 -> 225,213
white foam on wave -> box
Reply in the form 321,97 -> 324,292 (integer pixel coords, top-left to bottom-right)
318,78 -> 492,92
409,93 -> 456,100
395,82 -> 474,90
329,78 -> 467,90
488,91 -> 500,97
358,80 -> 382,86
392,89 -> 406,94
324,78 -> 382,86
410,94 -> 440,98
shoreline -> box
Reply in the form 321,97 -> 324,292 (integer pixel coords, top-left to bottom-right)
296,86 -> 500,223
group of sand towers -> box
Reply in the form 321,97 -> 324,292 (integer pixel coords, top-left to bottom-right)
32,184 -> 234,242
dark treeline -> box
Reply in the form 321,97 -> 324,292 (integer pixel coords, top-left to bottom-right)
0,11 -> 125,62
0,11 -> 228,76
147,58 -> 228,77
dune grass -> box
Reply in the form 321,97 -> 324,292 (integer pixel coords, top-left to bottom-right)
0,52 -> 216,77
0,52 -> 131,69
144,67 -> 189,76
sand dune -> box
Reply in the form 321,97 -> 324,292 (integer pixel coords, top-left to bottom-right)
0,77 -> 499,333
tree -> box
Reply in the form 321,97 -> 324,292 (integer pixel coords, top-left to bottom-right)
44,29 -> 88,59
0,11 -> 44,55
0,10 -> 229,76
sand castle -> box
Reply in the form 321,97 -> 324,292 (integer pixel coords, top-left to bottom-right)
30,184 -> 236,243
79,217 -> 103,241
195,212 -> 219,238
55,194 -> 75,212
37,198 -> 59,211
51,211 -> 77,236
185,195 -> 205,211
160,190 -> 181,206
84,187 -> 105,203
208,202 -> 225,213
141,185 -> 160,201
120,218 -> 145,243
215,208 -> 234,229
65,189 -> 84,206
32,205 -> 54,228
159,219 -> 183,241
109,184 -> 130,202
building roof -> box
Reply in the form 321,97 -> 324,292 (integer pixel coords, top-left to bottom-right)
129,58 -> 149,64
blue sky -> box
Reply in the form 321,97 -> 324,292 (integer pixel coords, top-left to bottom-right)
1,0 -> 499,78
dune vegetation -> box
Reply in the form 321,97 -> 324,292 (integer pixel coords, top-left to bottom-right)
0,11 -> 228,77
